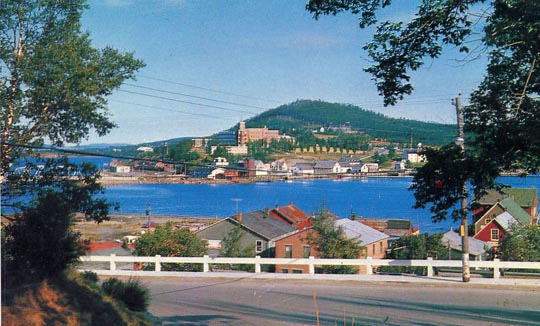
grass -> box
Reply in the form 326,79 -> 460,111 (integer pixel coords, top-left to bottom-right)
2,270 -> 159,326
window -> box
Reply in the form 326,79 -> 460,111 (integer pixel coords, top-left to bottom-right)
372,244 -> 375,256
255,240 -> 263,253
303,245 -> 311,258
292,269 -> 303,274
281,268 -> 288,273
285,245 -> 292,258
379,242 -> 383,254
491,229 -> 499,241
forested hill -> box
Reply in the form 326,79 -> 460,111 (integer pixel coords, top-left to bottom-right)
245,100 -> 456,146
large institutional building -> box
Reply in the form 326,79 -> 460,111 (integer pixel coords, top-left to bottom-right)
237,121 -> 280,146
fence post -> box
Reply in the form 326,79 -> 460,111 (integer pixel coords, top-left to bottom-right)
155,255 -> 161,272
493,259 -> 500,279
255,256 -> 261,273
366,257 -> 373,275
426,257 -> 434,277
203,255 -> 210,272
110,254 -> 116,271
309,256 -> 315,274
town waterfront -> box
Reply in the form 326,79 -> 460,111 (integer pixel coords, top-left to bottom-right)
103,175 -> 540,233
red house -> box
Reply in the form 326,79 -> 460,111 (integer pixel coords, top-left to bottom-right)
473,219 -> 507,245
272,219 -> 389,274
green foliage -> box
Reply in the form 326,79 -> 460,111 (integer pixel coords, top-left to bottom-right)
165,139 -> 200,162
410,145 -> 470,222
220,224 -> 255,258
0,0 -> 142,286
308,1 -> 476,106
381,233 -> 447,275
80,271 -> 99,285
248,100 -> 455,146
1,160 -> 112,285
465,0 -> 540,175
1,189 -> 85,284
102,278 -> 151,312
307,0 -> 540,224
307,208 -> 364,274
1,0 -> 144,174
220,224 -> 256,272
134,222 -> 207,271
499,225 -> 540,262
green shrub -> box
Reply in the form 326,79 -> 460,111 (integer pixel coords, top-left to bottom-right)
80,271 -> 99,284
102,278 -> 150,312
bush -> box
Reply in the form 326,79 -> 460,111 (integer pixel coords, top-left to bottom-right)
80,271 -> 99,284
102,278 -> 150,312
1,190 -> 85,285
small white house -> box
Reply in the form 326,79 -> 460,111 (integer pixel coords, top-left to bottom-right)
254,160 -> 270,176
110,160 -> 131,173
293,163 -> 315,175
360,163 -> 379,173
213,157 -> 229,167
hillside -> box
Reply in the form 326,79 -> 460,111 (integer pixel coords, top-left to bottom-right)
244,100 -> 456,146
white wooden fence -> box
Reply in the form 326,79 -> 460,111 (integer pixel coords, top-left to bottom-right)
79,255 -> 540,279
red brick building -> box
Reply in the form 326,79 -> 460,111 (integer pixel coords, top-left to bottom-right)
272,219 -> 389,274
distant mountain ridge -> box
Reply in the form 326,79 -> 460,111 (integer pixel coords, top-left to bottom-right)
242,100 -> 456,146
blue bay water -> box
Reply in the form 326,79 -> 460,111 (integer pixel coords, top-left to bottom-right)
103,176 -> 540,234
8,156 -> 539,233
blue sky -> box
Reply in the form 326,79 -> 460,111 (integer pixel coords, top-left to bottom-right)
81,0 -> 488,145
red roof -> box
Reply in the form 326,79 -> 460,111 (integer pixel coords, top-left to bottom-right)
270,204 -> 312,229
84,241 -> 135,253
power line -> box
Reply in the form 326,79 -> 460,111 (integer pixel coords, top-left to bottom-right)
7,143 -> 280,175
109,99 -> 240,121
118,89 -> 257,115
138,75 -> 281,104
123,83 -> 269,110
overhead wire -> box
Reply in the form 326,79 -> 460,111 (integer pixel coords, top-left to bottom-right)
138,74 -> 281,104
118,89 -> 257,115
122,83 -> 269,110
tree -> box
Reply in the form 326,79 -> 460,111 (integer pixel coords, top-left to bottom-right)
134,222 -> 208,271
220,224 -> 256,272
0,1 -> 143,284
381,233 -> 447,275
220,224 -> 255,258
306,207 -> 364,274
499,224 -> 540,262
1,0 -> 144,174
307,0 -> 539,206
1,161 -> 111,285
307,0 -> 539,281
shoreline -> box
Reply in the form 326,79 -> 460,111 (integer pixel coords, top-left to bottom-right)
98,172 -> 415,186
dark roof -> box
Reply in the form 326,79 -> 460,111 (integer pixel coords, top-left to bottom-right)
478,188 -> 538,208
295,163 -> 315,170
314,160 -> 338,169
234,210 -> 296,239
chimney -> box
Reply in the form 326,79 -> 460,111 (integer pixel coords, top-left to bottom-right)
236,212 -> 243,223
264,206 -> 269,214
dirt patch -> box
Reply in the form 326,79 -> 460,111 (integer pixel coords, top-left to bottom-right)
74,214 -> 218,242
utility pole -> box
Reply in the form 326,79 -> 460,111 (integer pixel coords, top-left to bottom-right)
146,202 -> 151,232
452,94 -> 470,282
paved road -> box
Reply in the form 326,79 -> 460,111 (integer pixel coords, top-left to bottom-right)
143,276 -> 540,325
